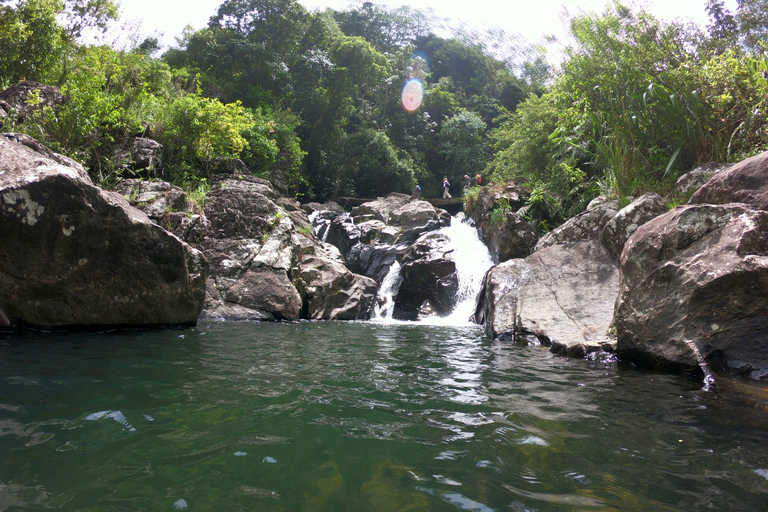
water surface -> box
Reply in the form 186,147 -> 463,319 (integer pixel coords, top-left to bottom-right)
1,321 -> 768,511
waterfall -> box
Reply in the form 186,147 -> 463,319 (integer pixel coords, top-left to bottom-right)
435,212 -> 495,325
372,260 -> 402,319
373,213 -> 494,326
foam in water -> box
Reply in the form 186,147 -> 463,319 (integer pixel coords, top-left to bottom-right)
373,213 -> 494,326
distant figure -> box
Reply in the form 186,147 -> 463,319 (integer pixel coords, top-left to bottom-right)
442,177 -> 451,198
475,173 -> 482,186
463,174 -> 472,191
412,183 -> 421,200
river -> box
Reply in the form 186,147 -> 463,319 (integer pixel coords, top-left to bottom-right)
2,322 -> 768,511
2,215 -> 768,511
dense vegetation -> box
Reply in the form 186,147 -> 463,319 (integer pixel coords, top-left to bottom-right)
2,0 -> 768,229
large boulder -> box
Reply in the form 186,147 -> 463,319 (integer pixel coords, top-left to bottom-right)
0,135 -> 207,329
475,239 -> 618,358
534,200 -> 618,252
614,203 -> 768,379
115,179 -> 186,219
393,232 -> 459,321
351,193 -> 412,223
298,249 -> 378,320
600,193 -> 668,261
689,151 -> 768,209
484,211 -> 539,263
182,172 -> 375,322
0,81 -> 65,123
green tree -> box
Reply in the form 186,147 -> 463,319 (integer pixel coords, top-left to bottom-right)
0,0 -> 67,83
339,128 -> 412,198
438,109 -> 487,179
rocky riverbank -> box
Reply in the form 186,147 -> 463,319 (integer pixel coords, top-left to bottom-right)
2,131 -> 768,382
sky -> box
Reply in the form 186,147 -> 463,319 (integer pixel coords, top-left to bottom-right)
112,0 -> 738,51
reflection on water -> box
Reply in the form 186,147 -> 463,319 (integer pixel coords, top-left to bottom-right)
1,321 -> 768,511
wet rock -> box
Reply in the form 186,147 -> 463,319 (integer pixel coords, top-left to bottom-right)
393,232 -> 459,321
475,239 -> 618,357
614,203 -> 768,379
0,135 -> 207,329
600,193 -> 667,261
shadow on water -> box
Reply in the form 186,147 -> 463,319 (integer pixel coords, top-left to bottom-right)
1,321 -> 768,511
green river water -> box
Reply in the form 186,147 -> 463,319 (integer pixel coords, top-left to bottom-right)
1,320 -> 768,511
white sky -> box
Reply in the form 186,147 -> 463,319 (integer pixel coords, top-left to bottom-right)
113,0 -> 738,50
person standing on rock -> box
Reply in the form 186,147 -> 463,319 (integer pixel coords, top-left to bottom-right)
412,182 -> 421,200
442,177 -> 451,198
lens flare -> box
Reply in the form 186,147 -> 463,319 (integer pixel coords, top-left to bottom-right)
402,79 -> 423,112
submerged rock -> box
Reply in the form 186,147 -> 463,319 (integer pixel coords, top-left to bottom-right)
0,134 -> 207,329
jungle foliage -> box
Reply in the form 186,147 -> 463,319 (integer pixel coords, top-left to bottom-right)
2,0 -> 768,222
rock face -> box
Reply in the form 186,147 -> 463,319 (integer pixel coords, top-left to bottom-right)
485,211 -> 539,263
474,185 -> 623,358
393,232 -> 459,321
476,239 -> 619,357
311,193 -> 462,320
689,151 -> 768,210
611,151 -> 768,379
535,200 -> 618,252
614,204 -> 768,377
135,170 -> 378,322
600,193 -> 668,261
0,81 -> 64,123
465,182 -> 535,263
0,134 -> 208,329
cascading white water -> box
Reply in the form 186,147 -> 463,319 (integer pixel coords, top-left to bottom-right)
372,260 -> 402,319
373,212 -> 495,326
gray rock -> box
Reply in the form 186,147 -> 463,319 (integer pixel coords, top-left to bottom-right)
298,252 -> 377,320
475,239 -> 618,358
351,193 -> 412,223
483,211 -> 539,263
0,135 -> 207,329
115,179 -> 186,219
0,81 -> 64,123
689,150 -> 768,210
614,203 -> 768,379
675,162 -> 731,197
534,200 -> 618,252
393,232 -> 459,321
601,193 -> 667,261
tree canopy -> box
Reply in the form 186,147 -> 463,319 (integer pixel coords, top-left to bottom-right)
2,0 -> 768,228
